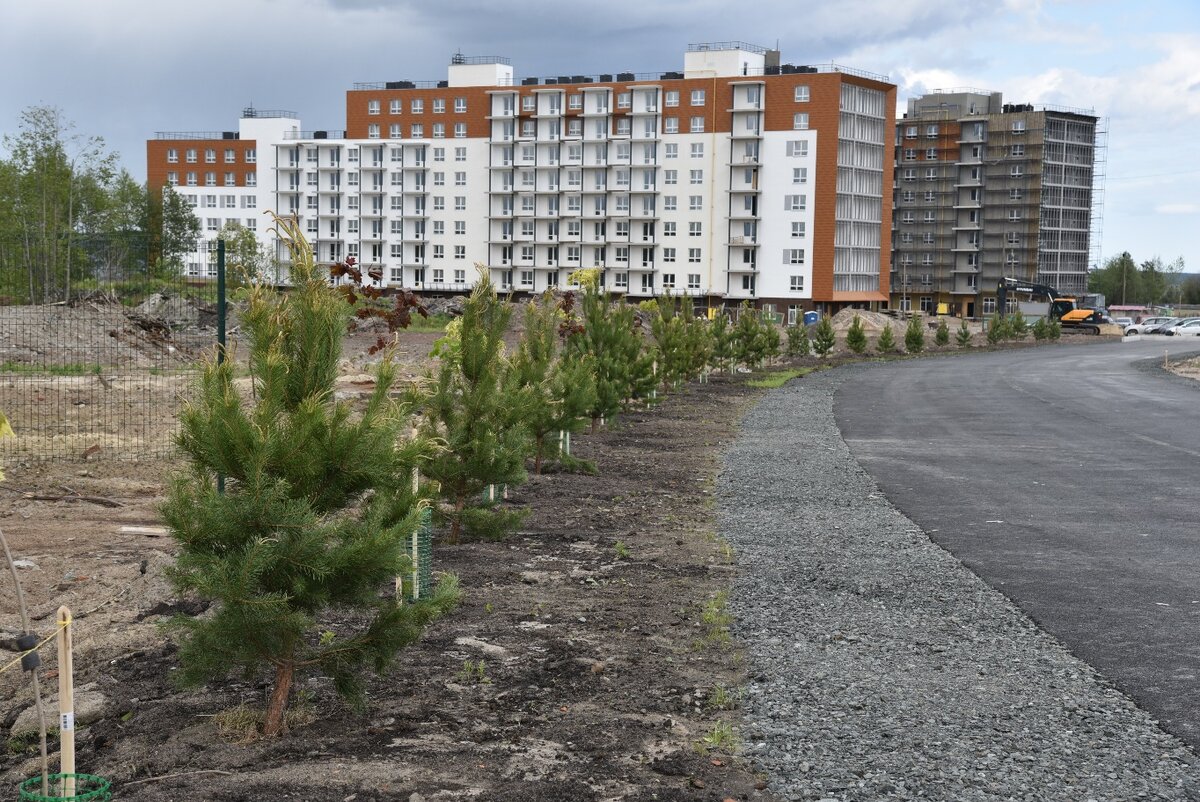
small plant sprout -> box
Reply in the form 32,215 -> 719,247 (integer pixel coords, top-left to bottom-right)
614,541 -> 631,559
694,720 -> 740,755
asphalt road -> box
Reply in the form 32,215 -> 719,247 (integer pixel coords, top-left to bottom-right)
834,338 -> 1200,747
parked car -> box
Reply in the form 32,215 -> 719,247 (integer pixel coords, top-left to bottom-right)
1163,318 -> 1200,336
1125,317 -> 1178,335
1113,317 -> 1134,329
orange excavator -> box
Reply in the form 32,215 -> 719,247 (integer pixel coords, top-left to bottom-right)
996,277 -> 1104,335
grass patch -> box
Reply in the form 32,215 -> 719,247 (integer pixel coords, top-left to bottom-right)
212,699 -> 316,743
706,684 -> 741,711
746,367 -> 815,389
405,312 -> 456,332
694,590 -> 733,649
694,720 -> 740,755
0,361 -> 103,376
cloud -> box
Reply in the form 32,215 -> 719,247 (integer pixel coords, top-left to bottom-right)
1155,204 -> 1200,215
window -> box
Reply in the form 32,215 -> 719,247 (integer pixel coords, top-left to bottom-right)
784,249 -> 805,264
1011,166 -> 1023,178
662,273 -> 676,289
522,95 -> 535,112
784,194 -> 806,211
1011,144 -> 1025,157
663,196 -> 677,211
204,171 -> 216,186
431,98 -> 445,114
688,195 -> 702,210
1006,232 -> 1020,245
793,113 -> 809,130
688,222 -> 702,237
617,92 -> 631,109
185,148 -> 197,163
450,245 -> 463,259
455,220 -> 466,235
924,190 -> 936,202
614,272 -> 628,288
166,171 -> 178,185
1012,120 -> 1026,133
1008,209 -> 1022,221
690,89 -> 705,106
205,148 -> 216,163
925,148 -> 937,159
453,171 -> 466,186
368,99 -> 380,115
411,98 -> 424,114
663,222 -> 676,236
923,211 -> 935,223
690,143 -> 704,158
389,99 -> 402,115
410,123 -> 424,138
664,117 -> 679,134
794,84 -> 810,103
1010,188 -> 1023,200
568,94 -> 582,110
665,143 -> 678,159
689,169 -> 703,185
687,273 -> 700,289
348,171 -> 360,187
791,221 -> 806,238
368,123 -> 380,138
454,196 -> 466,210
166,148 -> 178,163
689,116 -> 704,133
665,90 -> 679,107
454,97 -> 466,113
688,248 -> 701,263
901,190 -> 915,202
664,169 -> 678,185
792,167 -> 808,184
901,211 -> 914,224
925,168 -> 937,180
903,148 -> 917,162
206,217 -> 219,232
454,123 -> 466,138
388,123 -> 401,138
925,124 -> 939,138
432,123 -> 445,138
786,140 -> 808,157
903,168 -> 916,181
790,275 -> 804,291
204,194 -> 217,208
663,247 -> 676,263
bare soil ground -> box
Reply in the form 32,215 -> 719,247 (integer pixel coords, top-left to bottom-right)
0,361 -> 779,801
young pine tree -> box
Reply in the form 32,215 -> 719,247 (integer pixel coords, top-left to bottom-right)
165,217 -> 459,737
1048,318 -> 1063,340
511,291 -> 597,474
812,315 -> 836,358
650,295 -> 690,392
709,312 -> 737,371
1031,316 -> 1049,340
956,319 -> 972,347
421,268 -> 530,542
935,318 -> 950,346
565,270 -> 655,429
877,323 -> 897,353
905,314 -> 926,353
986,314 -> 1010,345
845,315 -> 867,354
1008,310 -> 1029,339
786,324 -> 811,357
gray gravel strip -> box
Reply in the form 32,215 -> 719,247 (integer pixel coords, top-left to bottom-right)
718,368 -> 1200,802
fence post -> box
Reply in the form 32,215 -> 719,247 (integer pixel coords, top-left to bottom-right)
217,239 -> 226,495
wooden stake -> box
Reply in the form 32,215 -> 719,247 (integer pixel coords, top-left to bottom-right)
56,606 -> 74,798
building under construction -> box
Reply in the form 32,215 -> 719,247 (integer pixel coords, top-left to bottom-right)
891,90 -> 1105,318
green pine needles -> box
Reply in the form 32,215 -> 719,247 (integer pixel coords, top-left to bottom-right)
811,316 -> 836,358
420,267 -> 530,542
956,319 -> 972,347
935,318 -> 950,346
876,323 -> 897,353
165,215 -> 459,738
845,315 -> 867,354
905,314 -> 926,353
511,290 -> 597,475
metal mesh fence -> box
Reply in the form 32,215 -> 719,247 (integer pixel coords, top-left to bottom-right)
0,236 -> 217,461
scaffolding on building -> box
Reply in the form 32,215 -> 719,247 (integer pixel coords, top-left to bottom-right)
1089,117 -> 1109,273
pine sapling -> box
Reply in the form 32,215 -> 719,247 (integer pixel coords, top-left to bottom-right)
812,316 -> 836,358
877,323 -> 897,353
956,319 -> 972,347
905,314 -> 926,353
845,315 -> 867,354
786,324 -> 811,357
935,318 -> 950,346
420,267 -> 530,541
165,216 -> 459,738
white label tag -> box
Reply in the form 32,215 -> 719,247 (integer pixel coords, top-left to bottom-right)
60,712 -> 74,731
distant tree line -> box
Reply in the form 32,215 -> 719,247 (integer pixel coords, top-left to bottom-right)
0,105 -> 200,303
1088,251 -> 1192,307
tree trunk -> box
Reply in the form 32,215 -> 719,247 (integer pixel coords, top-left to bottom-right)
262,661 -> 295,737
591,417 -> 598,434
534,433 -> 544,475
449,495 -> 465,544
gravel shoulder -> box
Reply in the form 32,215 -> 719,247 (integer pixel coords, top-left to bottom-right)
718,368 -> 1200,802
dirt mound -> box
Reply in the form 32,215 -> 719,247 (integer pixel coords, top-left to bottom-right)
830,308 -> 898,333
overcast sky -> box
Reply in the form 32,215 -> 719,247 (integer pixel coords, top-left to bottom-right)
1,0 -> 1196,271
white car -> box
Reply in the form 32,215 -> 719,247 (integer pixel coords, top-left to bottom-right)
1125,317 -> 1177,335
1164,318 -> 1200,336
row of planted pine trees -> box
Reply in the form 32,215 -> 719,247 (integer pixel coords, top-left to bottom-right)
162,220 -> 784,736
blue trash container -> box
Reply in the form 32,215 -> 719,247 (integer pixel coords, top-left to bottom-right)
803,311 -> 820,326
